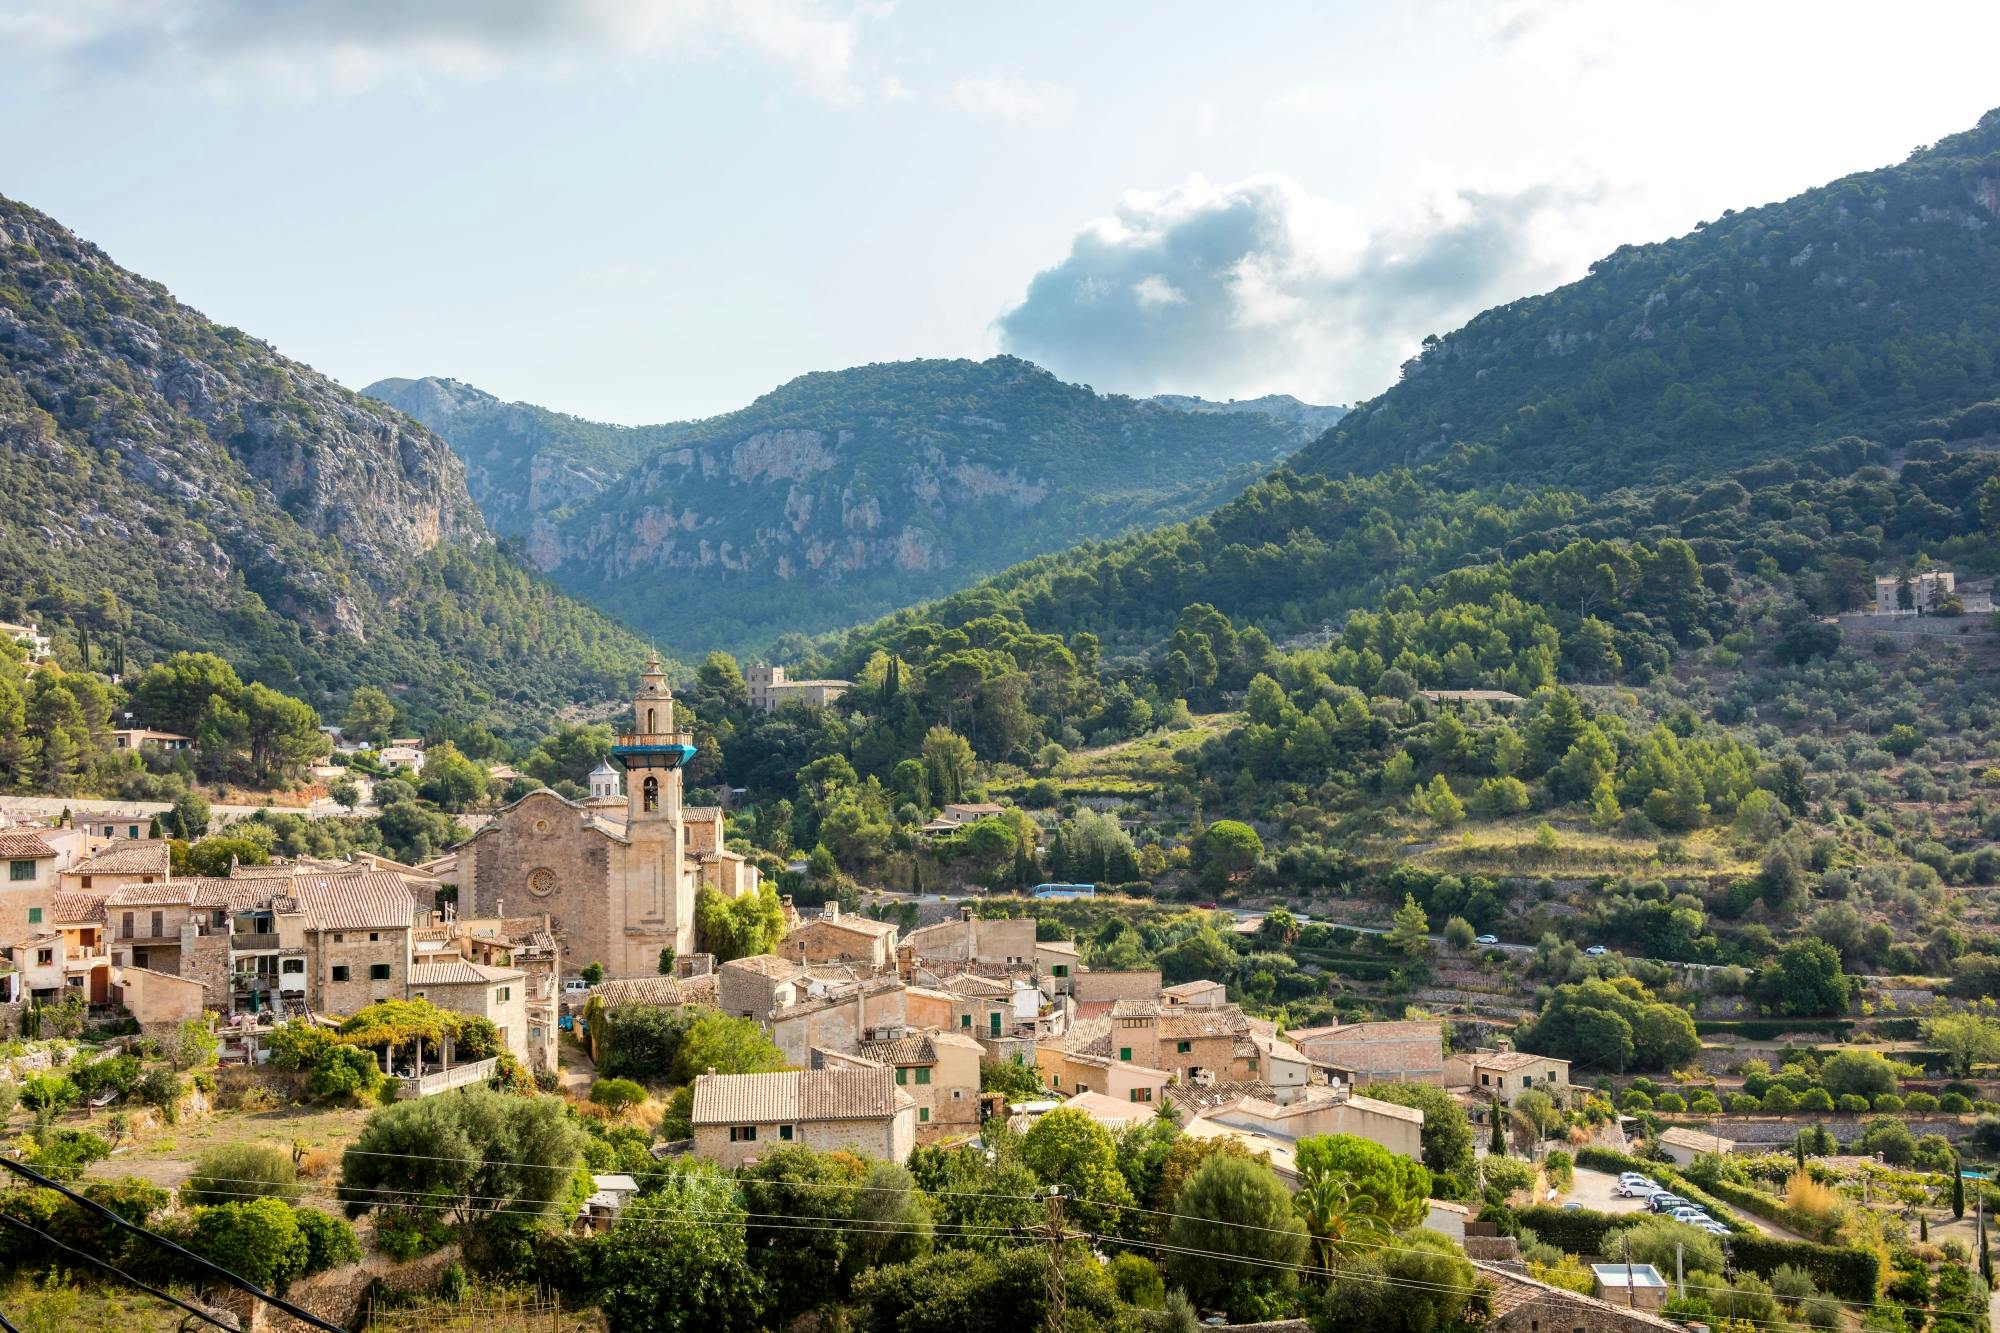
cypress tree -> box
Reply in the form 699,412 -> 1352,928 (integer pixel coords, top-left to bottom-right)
1794,1134 -> 1806,1171
1921,1214 -> 1929,1242
1490,1110 -> 1506,1157
1955,1156 -> 1967,1220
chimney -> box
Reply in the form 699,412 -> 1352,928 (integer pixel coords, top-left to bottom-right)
824,902 -> 840,921
960,905 -> 974,922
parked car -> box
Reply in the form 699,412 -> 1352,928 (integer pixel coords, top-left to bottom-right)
1616,1180 -> 1658,1198
1647,1194 -> 1687,1213
1585,945 -> 1608,956
1697,1221 -> 1731,1235
1475,934 -> 1499,945
562,978 -> 591,996
1671,1207 -> 1712,1225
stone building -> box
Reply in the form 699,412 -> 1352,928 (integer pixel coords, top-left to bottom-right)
60,840 -> 172,895
1286,1019 -> 1446,1085
777,904 -> 899,969
901,907 -> 1035,968
452,657 -> 763,978
1446,1048 -> 1571,1097
856,1029 -> 983,1143
406,958 -> 531,1066
691,1065 -> 914,1167
0,831 -> 59,941
744,663 -> 851,712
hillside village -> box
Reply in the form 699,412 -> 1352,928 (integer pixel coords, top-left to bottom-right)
1,642 -> 1999,1332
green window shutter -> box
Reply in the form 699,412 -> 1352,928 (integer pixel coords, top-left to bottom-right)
961,1014 -> 971,1028
1119,1047 -> 1132,1062
9,860 -> 34,882
915,1067 -> 930,1085
1177,1041 -> 1191,1054
26,907 -> 41,924
896,1067 -> 907,1085
919,1107 -> 929,1123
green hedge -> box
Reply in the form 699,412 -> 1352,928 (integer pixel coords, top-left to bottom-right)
1691,1019 -> 1853,1039
1727,1234 -> 1880,1304
1515,1204 -> 1640,1256
1698,1177 -> 1839,1245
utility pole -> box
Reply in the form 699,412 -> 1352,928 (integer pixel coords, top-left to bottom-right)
1675,1243 -> 1684,1300
1031,1185 -> 1075,1333
1623,1234 -> 1636,1309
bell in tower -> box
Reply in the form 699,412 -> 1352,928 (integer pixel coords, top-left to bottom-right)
611,653 -> 696,826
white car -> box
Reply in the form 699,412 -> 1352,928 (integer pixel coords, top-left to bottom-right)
1585,945 -> 1608,956
1697,1221 -> 1731,1235
1475,934 -> 1499,945
1616,1180 -> 1658,1198
1671,1207 -> 1712,1225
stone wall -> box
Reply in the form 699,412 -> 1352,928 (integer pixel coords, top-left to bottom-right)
238,1242 -> 465,1332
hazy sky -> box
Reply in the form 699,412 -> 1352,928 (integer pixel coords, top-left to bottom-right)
4,1 -> 2000,424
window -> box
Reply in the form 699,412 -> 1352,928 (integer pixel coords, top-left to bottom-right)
919,1107 -> 929,1123
25,907 -> 41,925
333,933 -> 344,943
121,912 -> 133,938
8,860 -> 33,882
1052,964 -> 1068,978
150,911 -> 163,938
989,1012 -> 1001,1036
281,959 -> 304,975
960,1014 -> 971,1028
369,932 -> 379,942
779,1125 -> 793,1141
496,987 -> 511,1002
895,1068 -> 908,1085
1247,1058 -> 1259,1072
1130,1087 -> 1152,1103
331,965 -> 350,982
914,1067 -> 930,1085
128,826 -> 139,839
729,1126 -> 758,1143
1176,1041 -> 1191,1054
643,776 -> 659,812
1119,1046 -> 1133,1062
369,964 -> 391,981
35,949 -> 52,965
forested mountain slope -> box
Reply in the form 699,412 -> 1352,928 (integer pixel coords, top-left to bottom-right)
1294,109 -> 2000,489
0,195 -> 646,727
366,359 -> 1337,654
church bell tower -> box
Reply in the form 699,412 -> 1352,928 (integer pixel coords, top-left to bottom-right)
609,654 -> 698,941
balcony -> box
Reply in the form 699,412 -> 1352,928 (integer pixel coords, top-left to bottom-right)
611,731 -> 698,770
230,932 -> 283,953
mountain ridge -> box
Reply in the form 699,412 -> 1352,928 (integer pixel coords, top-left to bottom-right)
365,359 -> 1344,654
0,193 -> 649,726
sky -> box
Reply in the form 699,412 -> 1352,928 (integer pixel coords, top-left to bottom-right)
3,2 -> 2000,425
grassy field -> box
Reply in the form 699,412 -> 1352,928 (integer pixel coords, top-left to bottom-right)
1405,816 -> 1758,880
76,1100 -> 372,1191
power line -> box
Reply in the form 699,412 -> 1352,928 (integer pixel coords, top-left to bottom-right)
0,1212 -> 237,1331
0,1157 -> 344,1333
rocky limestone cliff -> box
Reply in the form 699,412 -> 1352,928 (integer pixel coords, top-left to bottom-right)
0,194 -> 644,721
369,357 -> 1340,652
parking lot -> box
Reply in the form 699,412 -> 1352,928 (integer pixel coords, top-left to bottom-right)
1565,1166 -> 1803,1241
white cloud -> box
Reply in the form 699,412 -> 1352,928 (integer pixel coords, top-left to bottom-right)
994,170 -> 1608,404
945,72 -> 1077,125
0,0 -> 874,103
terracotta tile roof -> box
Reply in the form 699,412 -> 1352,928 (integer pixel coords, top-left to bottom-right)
595,974 -> 719,1008
48,893 -> 107,924
1475,1049 -> 1564,1072
790,913 -> 898,938
293,873 -> 417,931
104,876 -> 263,909
858,1033 -> 939,1065
720,954 -> 806,981
409,960 -> 523,986
1110,998 -> 1160,1018
0,832 -> 56,859
1160,979 -> 1221,997
1659,1126 -> 1735,1152
70,842 -> 171,875
692,1066 -> 907,1125
1157,1005 -> 1251,1039
1288,1019 -> 1440,1044
941,973 -> 1012,998
1053,1016 -> 1114,1058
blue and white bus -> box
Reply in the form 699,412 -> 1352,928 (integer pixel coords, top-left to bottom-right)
1031,882 -> 1095,899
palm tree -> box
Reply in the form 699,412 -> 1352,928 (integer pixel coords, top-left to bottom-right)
1294,1171 -> 1394,1278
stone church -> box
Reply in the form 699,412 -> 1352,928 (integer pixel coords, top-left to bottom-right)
454,655 -> 761,978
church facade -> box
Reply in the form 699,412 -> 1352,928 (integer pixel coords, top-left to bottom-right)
454,656 -> 761,978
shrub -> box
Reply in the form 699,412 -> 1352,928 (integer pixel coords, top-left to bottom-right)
1941,1091 -> 1974,1112
1836,1093 -> 1870,1113
295,1208 -> 362,1273
1783,1171 -> 1840,1220
1871,1093 -> 1904,1113
1654,1092 -> 1686,1113
590,1078 -> 648,1113
18,1073 -> 77,1114
1727,1234 -> 1881,1303
183,1144 -> 303,1207
186,1198 -> 310,1293
1797,1088 -> 1834,1112
1905,1091 -> 1939,1113
1621,1090 -> 1653,1111
308,1044 -> 385,1101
